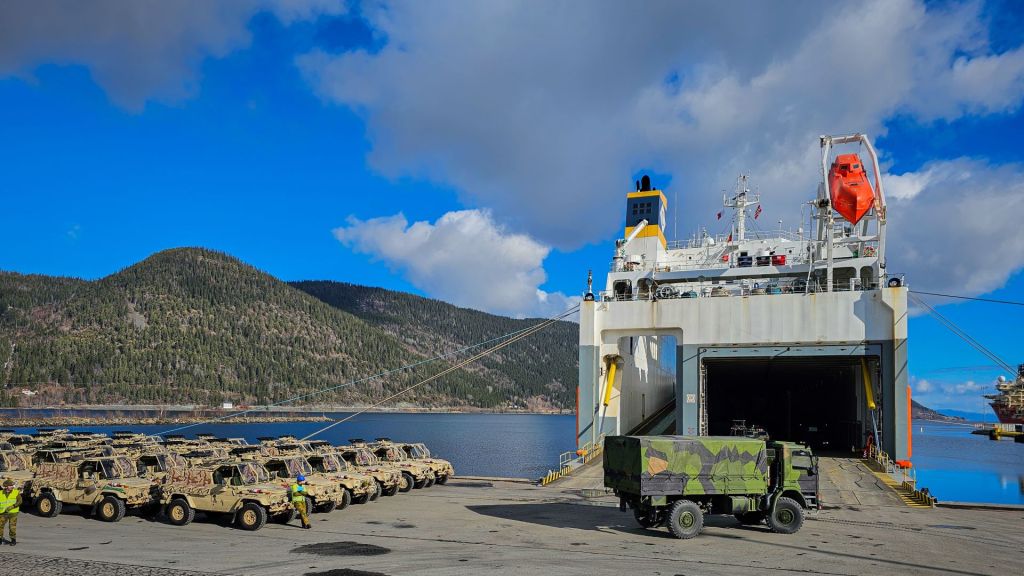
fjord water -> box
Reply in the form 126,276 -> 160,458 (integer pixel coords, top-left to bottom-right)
913,420 -> 1024,505
13,415 -> 1023,504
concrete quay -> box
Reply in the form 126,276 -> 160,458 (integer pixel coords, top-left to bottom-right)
0,460 -> 1020,576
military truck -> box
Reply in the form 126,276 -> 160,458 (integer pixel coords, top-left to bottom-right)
256,454 -> 348,513
158,460 -> 291,531
133,450 -> 189,484
604,435 -> 819,539
367,439 -> 435,488
337,445 -> 405,496
0,451 -> 35,495
30,455 -> 157,522
397,442 -> 454,485
302,451 -> 380,505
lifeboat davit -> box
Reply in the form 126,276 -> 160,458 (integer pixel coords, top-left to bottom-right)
828,153 -> 875,224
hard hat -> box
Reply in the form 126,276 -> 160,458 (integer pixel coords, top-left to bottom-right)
296,474 -> 306,482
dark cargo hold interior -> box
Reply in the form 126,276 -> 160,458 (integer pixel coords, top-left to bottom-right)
704,357 -> 869,452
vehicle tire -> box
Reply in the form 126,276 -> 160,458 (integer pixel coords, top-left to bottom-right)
97,495 -> 127,523
767,497 -> 804,534
633,507 -> 662,529
424,474 -> 435,488
237,502 -> 267,531
735,512 -> 766,526
36,492 -> 61,518
436,474 -> 448,485
305,496 -> 316,515
667,500 -> 704,540
316,499 -> 338,513
273,507 -> 297,524
369,482 -> 382,501
399,472 -> 414,493
165,498 -> 194,526
413,477 -> 426,489
383,484 -> 399,497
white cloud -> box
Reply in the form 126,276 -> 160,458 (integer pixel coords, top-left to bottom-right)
887,159 -> 1024,296
914,378 -> 933,393
302,0 -> 1024,297
941,380 -> 988,395
0,0 -> 346,110
333,209 -> 579,318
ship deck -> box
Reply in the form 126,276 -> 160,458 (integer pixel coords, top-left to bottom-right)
1,465 -> 1019,575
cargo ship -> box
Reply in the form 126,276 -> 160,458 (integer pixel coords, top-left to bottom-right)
986,365 -> 1024,424
578,133 -> 914,461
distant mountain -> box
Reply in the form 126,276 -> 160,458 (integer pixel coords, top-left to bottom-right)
934,408 -> 997,423
0,248 -> 577,410
911,399 -> 967,423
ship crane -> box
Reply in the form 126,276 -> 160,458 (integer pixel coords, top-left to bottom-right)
612,218 -> 648,272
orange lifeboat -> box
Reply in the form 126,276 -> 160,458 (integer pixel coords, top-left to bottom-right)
828,153 -> 875,224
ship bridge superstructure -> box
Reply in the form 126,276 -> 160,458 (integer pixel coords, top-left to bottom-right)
580,134 -> 912,461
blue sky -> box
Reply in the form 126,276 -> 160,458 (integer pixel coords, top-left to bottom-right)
1,1 -> 1023,415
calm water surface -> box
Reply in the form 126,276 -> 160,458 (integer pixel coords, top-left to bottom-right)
11,415 -> 1023,503
912,420 -> 1024,505
12,413 -> 577,480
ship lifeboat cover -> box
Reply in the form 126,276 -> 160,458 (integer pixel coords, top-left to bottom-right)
828,153 -> 876,224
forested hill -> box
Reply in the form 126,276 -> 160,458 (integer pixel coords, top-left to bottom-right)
291,281 -> 578,410
0,248 -> 578,410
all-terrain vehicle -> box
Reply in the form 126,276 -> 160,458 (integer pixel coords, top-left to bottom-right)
397,442 -> 454,485
337,445 -> 405,495
30,455 -> 158,522
254,453 -> 348,513
301,450 -> 380,505
366,439 -> 435,489
604,435 -> 819,539
0,451 -> 35,494
158,460 -> 291,531
133,450 -> 189,484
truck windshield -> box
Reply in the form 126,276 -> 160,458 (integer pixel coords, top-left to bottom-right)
100,457 -> 136,479
251,463 -> 272,482
319,455 -> 343,472
354,449 -> 378,466
408,444 -> 430,458
285,458 -> 313,476
236,464 -> 258,485
792,454 -> 814,470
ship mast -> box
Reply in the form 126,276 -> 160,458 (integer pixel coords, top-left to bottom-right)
722,174 -> 760,242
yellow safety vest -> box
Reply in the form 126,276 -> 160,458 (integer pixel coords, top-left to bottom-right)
290,483 -> 306,504
0,489 -> 19,515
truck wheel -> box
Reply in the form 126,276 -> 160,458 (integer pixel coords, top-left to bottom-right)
633,507 -> 662,529
36,492 -> 62,518
399,472 -> 414,493
305,496 -> 316,515
667,500 -> 704,539
166,498 -> 194,526
369,482 -> 382,501
97,496 -> 126,522
735,512 -> 766,525
273,508 -> 297,524
767,497 -> 804,534
237,502 -> 267,531
383,484 -> 399,497
317,500 -> 338,513
436,474 -> 448,485
425,474 -> 435,488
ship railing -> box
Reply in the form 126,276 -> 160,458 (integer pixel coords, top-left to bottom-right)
542,434 -> 605,486
598,274 -> 904,302
665,229 -> 806,250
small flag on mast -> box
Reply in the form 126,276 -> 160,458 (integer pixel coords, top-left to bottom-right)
716,211 -> 722,220
754,205 -> 762,219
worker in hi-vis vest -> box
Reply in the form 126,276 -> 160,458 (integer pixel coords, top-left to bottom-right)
0,479 -> 21,545
290,474 -> 311,529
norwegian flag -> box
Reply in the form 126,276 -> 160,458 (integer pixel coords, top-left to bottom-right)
716,211 -> 722,220
754,205 -> 763,219
727,233 -> 733,242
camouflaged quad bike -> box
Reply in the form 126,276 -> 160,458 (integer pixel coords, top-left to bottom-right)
604,435 -> 819,539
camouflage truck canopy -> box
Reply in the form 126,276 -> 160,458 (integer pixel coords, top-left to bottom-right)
604,436 -> 769,497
